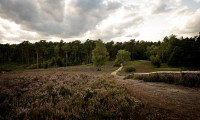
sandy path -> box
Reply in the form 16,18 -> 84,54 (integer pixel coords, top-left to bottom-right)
111,66 -> 200,120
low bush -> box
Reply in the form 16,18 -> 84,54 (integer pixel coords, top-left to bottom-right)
59,86 -> 72,97
137,72 -> 200,87
124,74 -> 134,80
181,74 -> 200,87
114,60 -> 121,67
124,66 -> 136,72
143,73 -> 159,82
29,64 -> 38,69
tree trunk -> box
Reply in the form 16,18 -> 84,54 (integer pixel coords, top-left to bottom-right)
89,51 -> 92,64
86,53 -> 88,64
33,53 -> 34,64
37,52 -> 39,69
97,66 -> 101,71
66,53 -> 68,65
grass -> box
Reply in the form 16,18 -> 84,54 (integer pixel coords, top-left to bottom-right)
128,60 -> 149,64
155,67 -> 182,71
102,67 -> 119,72
118,60 -> 184,78
78,64 -> 92,67
126,60 -> 183,73
0,63 -> 27,72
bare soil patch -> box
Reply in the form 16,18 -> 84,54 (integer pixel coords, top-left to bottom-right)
115,76 -> 200,119
113,65 -> 200,120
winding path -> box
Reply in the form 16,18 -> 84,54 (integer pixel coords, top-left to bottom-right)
111,65 -> 200,119
111,64 -> 123,76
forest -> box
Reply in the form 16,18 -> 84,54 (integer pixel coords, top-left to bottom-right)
1,34 -> 200,70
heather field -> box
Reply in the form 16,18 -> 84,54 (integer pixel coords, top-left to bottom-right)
0,66 -> 146,120
1,62 -> 200,119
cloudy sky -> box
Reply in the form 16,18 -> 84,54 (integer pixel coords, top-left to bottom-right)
0,0 -> 200,44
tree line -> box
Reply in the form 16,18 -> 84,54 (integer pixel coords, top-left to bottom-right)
0,33 -> 200,69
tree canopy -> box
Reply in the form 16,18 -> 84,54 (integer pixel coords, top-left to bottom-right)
114,50 -> 131,66
0,33 -> 200,69
92,40 -> 109,71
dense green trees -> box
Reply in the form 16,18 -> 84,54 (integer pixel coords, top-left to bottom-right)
0,33 -> 200,68
92,40 -> 109,71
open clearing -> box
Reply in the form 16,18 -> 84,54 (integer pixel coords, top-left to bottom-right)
0,62 -> 200,119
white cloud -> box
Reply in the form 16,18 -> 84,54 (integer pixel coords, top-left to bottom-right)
169,7 -> 200,37
169,0 -> 182,6
81,5 -> 144,41
151,0 -> 174,14
0,0 -> 199,44
194,0 -> 200,3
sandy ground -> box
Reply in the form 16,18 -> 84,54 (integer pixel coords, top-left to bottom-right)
112,66 -> 200,120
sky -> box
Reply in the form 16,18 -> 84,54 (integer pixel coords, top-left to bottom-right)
0,0 -> 200,44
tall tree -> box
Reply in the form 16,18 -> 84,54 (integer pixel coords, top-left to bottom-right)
92,40 -> 109,71
114,50 -> 131,66
84,39 -> 95,64
61,43 -> 71,64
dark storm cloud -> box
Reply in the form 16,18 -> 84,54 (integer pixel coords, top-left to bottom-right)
39,0 -> 65,22
0,0 -> 65,36
64,0 -> 122,36
0,0 -> 122,38
0,0 -> 39,22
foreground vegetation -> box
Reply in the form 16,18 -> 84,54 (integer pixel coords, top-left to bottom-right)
0,66 -> 147,119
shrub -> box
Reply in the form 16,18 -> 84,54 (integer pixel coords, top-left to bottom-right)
41,62 -> 48,69
150,55 -> 161,68
114,60 -> 121,67
46,84 -> 54,95
50,57 -> 56,66
124,66 -> 136,72
29,64 -> 37,69
56,57 -> 63,67
124,74 -> 134,80
115,50 -> 131,64
143,73 -> 159,82
181,74 -> 200,87
59,86 -> 72,97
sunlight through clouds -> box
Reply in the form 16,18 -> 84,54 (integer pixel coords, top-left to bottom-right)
0,0 -> 199,43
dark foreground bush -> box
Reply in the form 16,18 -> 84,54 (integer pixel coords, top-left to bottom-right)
124,66 -> 136,72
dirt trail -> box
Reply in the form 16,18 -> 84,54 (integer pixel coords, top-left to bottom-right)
112,65 -> 200,120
